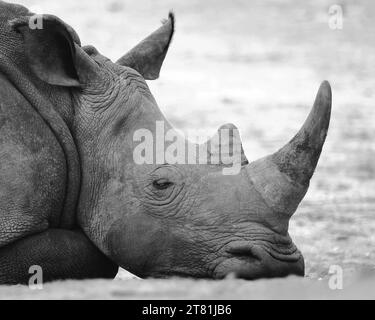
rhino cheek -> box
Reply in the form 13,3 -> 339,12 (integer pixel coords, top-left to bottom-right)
106,214 -> 170,277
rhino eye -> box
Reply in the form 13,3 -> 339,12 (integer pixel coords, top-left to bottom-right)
152,178 -> 173,190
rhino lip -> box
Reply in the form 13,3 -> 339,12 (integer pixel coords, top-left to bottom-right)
226,242 -> 301,263
226,245 -> 262,263
216,243 -> 305,279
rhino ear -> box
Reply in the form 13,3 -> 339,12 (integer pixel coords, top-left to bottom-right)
10,15 -> 82,87
116,12 -> 174,80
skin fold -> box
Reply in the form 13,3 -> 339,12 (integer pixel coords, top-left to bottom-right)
0,1 -> 331,284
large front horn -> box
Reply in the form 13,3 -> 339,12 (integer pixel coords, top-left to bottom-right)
246,81 -> 332,217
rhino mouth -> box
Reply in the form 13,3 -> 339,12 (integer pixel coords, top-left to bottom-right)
226,242 -> 302,263
211,241 -> 304,279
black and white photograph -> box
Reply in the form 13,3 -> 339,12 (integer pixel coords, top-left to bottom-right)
0,0 -> 374,304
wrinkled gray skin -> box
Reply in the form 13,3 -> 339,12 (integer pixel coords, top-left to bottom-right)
0,1 -> 331,284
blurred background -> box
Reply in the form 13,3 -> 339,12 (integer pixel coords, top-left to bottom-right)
8,0 -> 375,281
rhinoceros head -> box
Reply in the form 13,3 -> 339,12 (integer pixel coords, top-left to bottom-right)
8,6 -> 331,279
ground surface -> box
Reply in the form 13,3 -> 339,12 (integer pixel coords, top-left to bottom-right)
1,275 -> 375,299
1,0 -> 375,298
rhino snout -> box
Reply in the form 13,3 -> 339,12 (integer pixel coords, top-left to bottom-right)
213,242 -> 305,280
